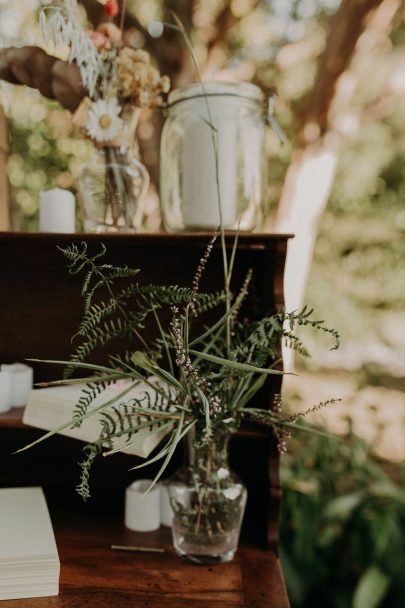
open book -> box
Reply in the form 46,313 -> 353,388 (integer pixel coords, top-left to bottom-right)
0,487 -> 60,600
23,381 -> 172,458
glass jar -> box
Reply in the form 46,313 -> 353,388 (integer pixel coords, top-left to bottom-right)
77,146 -> 149,233
168,425 -> 247,565
160,81 -> 271,233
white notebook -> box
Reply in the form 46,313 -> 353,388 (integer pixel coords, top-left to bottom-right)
23,381 -> 172,458
0,487 -> 60,600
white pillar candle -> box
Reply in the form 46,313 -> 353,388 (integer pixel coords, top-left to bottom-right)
39,189 -> 76,233
1,363 -> 33,407
160,480 -> 173,527
124,480 -> 161,532
182,99 -> 237,229
0,370 -> 12,413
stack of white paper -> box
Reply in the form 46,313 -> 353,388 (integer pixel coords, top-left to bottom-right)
23,381 -> 172,458
0,487 -> 60,600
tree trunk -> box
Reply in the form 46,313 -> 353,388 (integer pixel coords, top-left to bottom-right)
275,137 -> 341,313
0,105 -> 10,231
272,0 -> 399,314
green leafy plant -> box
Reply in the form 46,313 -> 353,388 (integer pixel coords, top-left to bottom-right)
21,236 -> 340,500
280,428 -> 405,608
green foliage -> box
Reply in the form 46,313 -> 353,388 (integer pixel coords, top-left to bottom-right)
31,240 -> 339,497
61,241 -> 224,378
280,429 -> 405,608
75,380 -> 176,498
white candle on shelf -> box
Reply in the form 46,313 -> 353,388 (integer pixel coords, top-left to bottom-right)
124,480 -> 161,532
0,369 -> 12,413
39,189 -> 76,233
1,363 -> 33,407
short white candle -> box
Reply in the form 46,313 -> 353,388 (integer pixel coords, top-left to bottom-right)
124,480 -> 161,532
0,370 -> 12,413
39,188 -> 76,233
1,363 -> 33,407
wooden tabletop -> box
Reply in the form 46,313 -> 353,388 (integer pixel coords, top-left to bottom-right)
0,490 -> 290,608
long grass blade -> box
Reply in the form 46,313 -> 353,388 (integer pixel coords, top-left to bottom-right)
189,349 -> 288,375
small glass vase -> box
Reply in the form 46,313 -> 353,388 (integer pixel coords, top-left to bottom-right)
168,425 -> 247,565
77,146 -> 149,233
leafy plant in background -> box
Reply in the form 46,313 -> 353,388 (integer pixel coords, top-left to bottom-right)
280,426 -> 405,608
5,98 -> 92,231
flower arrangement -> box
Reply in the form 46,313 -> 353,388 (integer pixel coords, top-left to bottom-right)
22,232 -> 340,562
41,0 -> 170,145
39,0 -> 170,231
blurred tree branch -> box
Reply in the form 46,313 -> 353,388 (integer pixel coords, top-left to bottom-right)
298,0 -> 395,135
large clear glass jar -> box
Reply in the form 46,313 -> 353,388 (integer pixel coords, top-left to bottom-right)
160,82 -> 267,232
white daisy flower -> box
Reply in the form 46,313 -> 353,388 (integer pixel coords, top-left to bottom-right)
86,98 -> 124,142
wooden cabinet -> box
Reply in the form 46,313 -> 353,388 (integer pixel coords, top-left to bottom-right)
0,232 -> 291,607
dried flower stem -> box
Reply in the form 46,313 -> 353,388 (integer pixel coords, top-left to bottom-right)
192,231 -> 219,294
170,307 -> 208,393
284,398 -> 341,424
190,231 -> 219,317
232,268 -> 253,320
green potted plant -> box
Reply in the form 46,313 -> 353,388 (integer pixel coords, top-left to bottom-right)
21,233 -> 339,564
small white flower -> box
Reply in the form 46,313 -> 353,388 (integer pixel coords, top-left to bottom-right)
86,98 -> 124,142
223,487 -> 241,501
217,467 -> 230,480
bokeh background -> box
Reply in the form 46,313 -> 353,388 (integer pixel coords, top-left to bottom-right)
0,1 -> 404,607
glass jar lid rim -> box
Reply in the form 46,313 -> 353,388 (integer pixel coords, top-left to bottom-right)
167,81 -> 264,106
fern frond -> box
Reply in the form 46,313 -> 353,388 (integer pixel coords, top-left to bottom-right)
76,443 -> 102,500
58,242 -> 106,273
192,291 -> 227,316
74,380 -> 181,498
71,380 -> 114,427
280,307 -> 341,350
64,318 -> 135,378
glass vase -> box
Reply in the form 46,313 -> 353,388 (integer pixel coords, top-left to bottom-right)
160,81 -> 267,233
168,425 -> 247,565
77,146 -> 149,233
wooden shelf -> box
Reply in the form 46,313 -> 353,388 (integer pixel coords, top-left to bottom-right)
0,407 -> 25,428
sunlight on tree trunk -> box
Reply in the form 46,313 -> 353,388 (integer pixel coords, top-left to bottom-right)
276,139 -> 340,314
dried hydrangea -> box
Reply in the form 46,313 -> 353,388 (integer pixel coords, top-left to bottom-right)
116,47 -> 170,108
